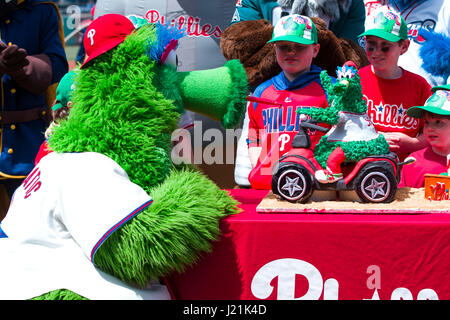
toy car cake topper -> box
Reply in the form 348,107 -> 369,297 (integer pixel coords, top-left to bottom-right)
271,62 -> 410,203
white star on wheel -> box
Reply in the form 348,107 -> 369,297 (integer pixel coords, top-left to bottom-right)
281,176 -> 303,197
364,178 -> 386,199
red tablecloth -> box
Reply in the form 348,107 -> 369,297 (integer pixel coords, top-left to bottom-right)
166,189 -> 450,300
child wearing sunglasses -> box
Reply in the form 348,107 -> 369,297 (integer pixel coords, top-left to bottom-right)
358,7 -> 432,161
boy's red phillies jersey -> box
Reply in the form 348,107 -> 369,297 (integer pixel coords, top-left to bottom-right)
247,66 -> 330,189
359,65 -> 431,137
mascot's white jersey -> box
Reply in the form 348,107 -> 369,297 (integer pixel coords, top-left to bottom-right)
0,152 -> 170,300
364,0 -> 450,86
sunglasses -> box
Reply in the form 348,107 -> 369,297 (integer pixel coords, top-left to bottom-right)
365,43 -> 393,53
274,43 -> 309,52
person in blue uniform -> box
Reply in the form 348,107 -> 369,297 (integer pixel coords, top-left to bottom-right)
0,0 -> 68,219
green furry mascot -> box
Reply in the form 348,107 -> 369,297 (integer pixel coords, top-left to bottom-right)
0,14 -> 248,300
298,63 -> 389,183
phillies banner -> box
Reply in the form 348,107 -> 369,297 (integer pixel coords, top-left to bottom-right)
94,0 -> 236,72
167,189 -> 450,300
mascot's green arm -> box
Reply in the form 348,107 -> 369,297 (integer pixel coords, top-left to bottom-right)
297,107 -> 339,125
93,168 -> 241,288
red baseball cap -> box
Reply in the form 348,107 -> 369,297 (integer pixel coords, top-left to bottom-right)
81,14 -> 135,68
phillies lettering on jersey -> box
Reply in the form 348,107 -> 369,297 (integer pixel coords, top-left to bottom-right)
262,105 -> 313,133
248,67 -> 329,150
358,65 -> 430,139
364,95 -> 420,130
246,67 -> 329,190
22,166 -> 42,199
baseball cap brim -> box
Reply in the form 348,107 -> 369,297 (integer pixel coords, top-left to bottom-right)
407,105 -> 450,118
432,84 -> 450,92
408,85 -> 450,118
80,37 -> 126,69
268,35 -> 316,45
359,29 -> 402,42
52,102 -> 64,111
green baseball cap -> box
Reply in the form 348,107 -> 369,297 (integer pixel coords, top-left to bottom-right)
127,14 -> 149,29
268,14 -> 318,45
52,70 -> 77,111
407,84 -> 450,118
359,7 -> 408,42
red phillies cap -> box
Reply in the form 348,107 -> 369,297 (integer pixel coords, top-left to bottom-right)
81,14 -> 135,68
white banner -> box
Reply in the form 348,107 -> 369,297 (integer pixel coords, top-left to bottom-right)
94,0 -> 237,71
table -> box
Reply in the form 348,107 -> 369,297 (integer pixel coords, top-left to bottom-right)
166,189 -> 450,300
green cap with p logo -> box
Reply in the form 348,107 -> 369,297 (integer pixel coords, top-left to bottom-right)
268,14 -> 318,45
359,7 -> 408,42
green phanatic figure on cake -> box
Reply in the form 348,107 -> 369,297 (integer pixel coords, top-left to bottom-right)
298,62 -> 390,183
0,14 -> 248,299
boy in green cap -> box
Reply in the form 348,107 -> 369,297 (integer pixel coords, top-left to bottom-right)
399,84 -> 450,187
246,14 -> 330,189
358,7 -> 432,162
36,70 -> 77,165
46,70 -> 77,138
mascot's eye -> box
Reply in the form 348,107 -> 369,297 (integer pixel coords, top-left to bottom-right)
163,50 -> 178,69
338,74 -> 351,81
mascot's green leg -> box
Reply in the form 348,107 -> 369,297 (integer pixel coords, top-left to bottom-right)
314,135 -> 390,169
31,289 -> 87,300
93,168 -> 241,288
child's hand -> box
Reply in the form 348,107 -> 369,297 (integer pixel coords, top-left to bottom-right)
380,132 -> 426,154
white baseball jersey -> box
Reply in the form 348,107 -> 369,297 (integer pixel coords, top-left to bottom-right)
0,152 -> 170,300
364,0 -> 450,86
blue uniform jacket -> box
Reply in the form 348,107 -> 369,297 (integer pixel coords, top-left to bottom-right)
0,0 -> 68,177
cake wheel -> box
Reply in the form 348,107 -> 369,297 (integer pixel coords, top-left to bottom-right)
355,166 -> 397,203
272,163 -> 313,203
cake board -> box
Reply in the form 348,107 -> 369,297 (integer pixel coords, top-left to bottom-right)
257,188 -> 450,215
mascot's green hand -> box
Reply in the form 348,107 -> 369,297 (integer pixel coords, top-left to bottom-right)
297,106 -> 339,125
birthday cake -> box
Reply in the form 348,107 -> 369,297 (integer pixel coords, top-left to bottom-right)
265,65 -> 450,213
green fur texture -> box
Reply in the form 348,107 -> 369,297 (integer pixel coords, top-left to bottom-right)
93,168 -> 239,287
31,290 -> 88,300
314,135 -> 390,169
50,26 -> 179,188
175,59 -> 248,128
220,60 -> 249,128
45,23 -> 243,296
298,70 -> 367,125
321,70 -> 367,115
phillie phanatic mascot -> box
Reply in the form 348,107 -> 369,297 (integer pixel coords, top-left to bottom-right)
0,14 -> 248,300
